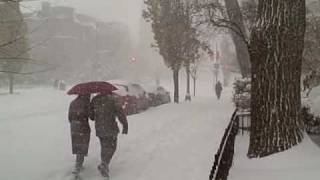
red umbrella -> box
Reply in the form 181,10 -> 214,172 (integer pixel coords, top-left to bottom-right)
67,81 -> 118,95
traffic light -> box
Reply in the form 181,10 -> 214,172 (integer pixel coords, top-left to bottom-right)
130,57 -> 137,63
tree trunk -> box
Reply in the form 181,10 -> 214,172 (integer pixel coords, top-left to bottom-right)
9,73 -> 14,94
193,77 -> 196,97
248,0 -> 306,158
173,68 -> 180,103
224,0 -> 251,77
231,34 -> 251,77
185,62 -> 191,101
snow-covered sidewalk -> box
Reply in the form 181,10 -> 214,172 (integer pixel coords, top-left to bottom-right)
228,134 -> 320,180
228,85 -> 320,180
0,87 -> 234,180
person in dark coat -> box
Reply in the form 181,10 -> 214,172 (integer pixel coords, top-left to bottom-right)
215,81 -> 223,100
68,94 -> 91,174
90,93 -> 128,178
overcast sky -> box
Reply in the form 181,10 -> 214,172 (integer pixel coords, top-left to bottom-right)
22,0 -> 144,42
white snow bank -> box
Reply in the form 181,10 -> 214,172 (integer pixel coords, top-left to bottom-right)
229,134 -> 320,180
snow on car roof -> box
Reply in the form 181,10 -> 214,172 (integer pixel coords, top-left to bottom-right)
113,85 -> 128,96
129,84 -> 145,96
108,79 -> 129,86
108,80 -> 145,96
140,83 -> 158,92
141,84 -> 168,94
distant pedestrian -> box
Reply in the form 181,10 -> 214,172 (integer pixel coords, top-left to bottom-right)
90,93 -> 128,179
68,94 -> 91,174
59,80 -> 66,91
215,81 -> 223,100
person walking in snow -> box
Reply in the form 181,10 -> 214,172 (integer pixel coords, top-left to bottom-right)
215,81 -> 223,100
68,94 -> 91,174
90,93 -> 128,179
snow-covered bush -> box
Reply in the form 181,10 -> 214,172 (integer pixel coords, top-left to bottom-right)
233,78 -> 251,110
302,105 -> 320,134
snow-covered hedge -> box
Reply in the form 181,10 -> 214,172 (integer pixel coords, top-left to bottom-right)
233,78 -> 251,111
302,106 -> 320,134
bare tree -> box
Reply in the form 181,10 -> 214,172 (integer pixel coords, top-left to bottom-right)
197,0 -> 253,77
0,1 -> 29,93
197,0 -> 306,157
300,11 -> 320,95
224,0 -> 251,77
303,14 -> 320,72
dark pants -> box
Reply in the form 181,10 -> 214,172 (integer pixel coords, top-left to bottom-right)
216,91 -> 221,99
73,154 -> 85,173
99,136 -> 118,169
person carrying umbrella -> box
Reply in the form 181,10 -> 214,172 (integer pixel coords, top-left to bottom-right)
67,81 -> 119,179
68,93 -> 91,175
90,92 -> 128,179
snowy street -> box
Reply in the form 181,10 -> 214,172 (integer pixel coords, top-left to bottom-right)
0,85 -> 234,180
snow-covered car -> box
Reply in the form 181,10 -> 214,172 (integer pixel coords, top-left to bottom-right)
109,80 -> 149,113
143,85 -> 171,106
130,83 -> 149,111
112,85 -> 139,115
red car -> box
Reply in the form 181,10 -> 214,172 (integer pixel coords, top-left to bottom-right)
109,80 -> 150,115
112,84 -> 139,115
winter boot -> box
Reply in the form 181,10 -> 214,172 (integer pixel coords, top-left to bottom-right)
98,164 -> 109,178
72,166 -> 81,175
72,162 -> 84,174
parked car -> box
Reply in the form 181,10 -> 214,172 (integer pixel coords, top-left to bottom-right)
143,85 -> 171,106
109,80 -> 149,114
156,86 -> 171,104
112,85 -> 139,115
130,83 -> 149,111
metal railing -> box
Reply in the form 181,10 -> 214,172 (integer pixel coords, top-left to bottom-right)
209,109 -> 239,180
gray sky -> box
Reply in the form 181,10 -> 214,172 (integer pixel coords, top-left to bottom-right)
22,0 -> 144,42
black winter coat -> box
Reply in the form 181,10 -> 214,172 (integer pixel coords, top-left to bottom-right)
68,95 -> 91,155
90,94 -> 128,137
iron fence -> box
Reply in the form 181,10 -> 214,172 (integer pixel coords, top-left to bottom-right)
209,109 -> 239,180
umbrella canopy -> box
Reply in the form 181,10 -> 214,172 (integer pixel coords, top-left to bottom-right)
67,81 -> 118,95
